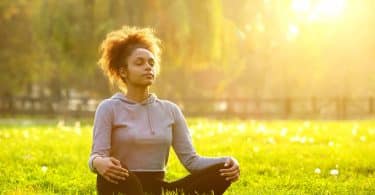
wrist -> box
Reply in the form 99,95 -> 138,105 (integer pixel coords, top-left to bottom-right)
92,155 -> 103,172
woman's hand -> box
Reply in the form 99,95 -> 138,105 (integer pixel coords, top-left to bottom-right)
219,157 -> 240,182
93,156 -> 129,184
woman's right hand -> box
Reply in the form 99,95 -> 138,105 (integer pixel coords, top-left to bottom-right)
93,156 -> 129,184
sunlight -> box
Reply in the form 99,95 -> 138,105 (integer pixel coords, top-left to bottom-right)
292,0 -> 311,13
292,0 -> 347,20
315,0 -> 346,18
287,24 -> 299,41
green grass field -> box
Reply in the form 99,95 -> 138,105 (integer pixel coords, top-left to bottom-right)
0,118 -> 374,194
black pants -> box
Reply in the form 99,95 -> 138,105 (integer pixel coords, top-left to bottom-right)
97,163 -> 232,195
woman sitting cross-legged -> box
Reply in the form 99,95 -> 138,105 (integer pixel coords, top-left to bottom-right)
88,26 -> 240,195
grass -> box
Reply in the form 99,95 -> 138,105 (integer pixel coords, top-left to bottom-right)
0,118 -> 374,194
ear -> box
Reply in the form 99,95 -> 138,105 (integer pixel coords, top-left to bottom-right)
119,68 -> 127,78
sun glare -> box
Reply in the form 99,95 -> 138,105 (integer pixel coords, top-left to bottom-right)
292,0 -> 346,20
315,0 -> 346,18
292,0 -> 311,13
287,24 -> 300,40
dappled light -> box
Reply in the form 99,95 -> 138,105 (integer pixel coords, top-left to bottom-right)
0,0 -> 374,194
0,119 -> 374,193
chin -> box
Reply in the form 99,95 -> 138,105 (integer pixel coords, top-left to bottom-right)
144,81 -> 154,86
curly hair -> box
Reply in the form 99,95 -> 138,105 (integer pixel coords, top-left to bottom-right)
98,26 -> 161,91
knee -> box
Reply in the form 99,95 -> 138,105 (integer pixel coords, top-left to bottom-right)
207,162 -> 226,173
215,163 -> 233,185
205,163 -> 231,183
202,163 -> 232,193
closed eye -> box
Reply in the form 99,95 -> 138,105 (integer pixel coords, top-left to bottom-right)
135,58 -> 144,65
148,59 -> 155,67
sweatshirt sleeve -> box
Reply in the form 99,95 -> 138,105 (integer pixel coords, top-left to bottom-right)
88,100 -> 113,173
171,103 -> 228,173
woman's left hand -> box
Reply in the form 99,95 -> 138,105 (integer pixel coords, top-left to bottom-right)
219,157 -> 240,182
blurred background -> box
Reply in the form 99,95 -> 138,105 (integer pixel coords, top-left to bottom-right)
0,0 -> 374,119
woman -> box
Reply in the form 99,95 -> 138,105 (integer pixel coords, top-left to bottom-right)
88,26 -> 240,195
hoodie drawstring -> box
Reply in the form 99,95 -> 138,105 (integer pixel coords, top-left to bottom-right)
146,104 -> 155,135
113,92 -> 156,135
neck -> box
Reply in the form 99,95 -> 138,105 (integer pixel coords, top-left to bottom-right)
125,86 -> 150,103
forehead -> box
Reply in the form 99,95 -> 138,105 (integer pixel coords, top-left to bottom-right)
129,48 -> 154,59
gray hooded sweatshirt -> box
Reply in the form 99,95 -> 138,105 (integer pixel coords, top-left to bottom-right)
88,92 -> 227,173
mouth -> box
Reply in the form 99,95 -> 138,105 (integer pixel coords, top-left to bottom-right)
143,73 -> 154,78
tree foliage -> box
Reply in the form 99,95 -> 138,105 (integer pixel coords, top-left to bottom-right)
1,0 -> 374,99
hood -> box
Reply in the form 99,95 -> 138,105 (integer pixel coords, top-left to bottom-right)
111,92 -> 157,135
110,92 -> 157,105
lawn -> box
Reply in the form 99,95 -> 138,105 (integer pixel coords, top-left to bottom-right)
0,118 -> 374,194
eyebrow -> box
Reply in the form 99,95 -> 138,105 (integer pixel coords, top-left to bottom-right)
134,56 -> 154,60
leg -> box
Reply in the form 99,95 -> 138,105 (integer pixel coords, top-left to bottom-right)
96,172 -> 144,195
164,163 -> 232,195
133,172 -> 165,195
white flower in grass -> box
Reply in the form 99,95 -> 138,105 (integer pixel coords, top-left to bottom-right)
75,128 -> 82,136
23,131 -> 29,139
330,169 -> 339,176
41,166 -> 48,173
253,146 -> 260,153
256,124 -> 267,134
290,135 -> 300,143
196,122 -> 203,130
217,128 -> 224,134
352,128 -> 358,136
267,137 -> 276,144
280,128 -> 288,137
303,121 -> 310,128
328,141 -> 334,147
237,123 -> 246,133
314,168 -> 321,174
217,123 -> 224,133
360,136 -> 366,142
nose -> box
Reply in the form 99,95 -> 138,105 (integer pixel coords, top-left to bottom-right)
145,62 -> 153,70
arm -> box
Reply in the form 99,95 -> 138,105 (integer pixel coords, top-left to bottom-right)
171,103 -> 228,173
88,100 -> 113,172
88,100 -> 128,183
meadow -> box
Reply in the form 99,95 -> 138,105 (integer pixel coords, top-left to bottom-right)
0,118 -> 374,194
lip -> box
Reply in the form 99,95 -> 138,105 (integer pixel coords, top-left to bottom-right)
143,73 -> 154,78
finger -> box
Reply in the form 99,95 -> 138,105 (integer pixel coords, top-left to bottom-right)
219,164 -> 238,173
107,172 -> 127,181
110,157 -> 122,166
220,168 -> 239,177
108,168 -> 129,178
104,175 -> 119,184
110,164 -> 129,174
108,158 -> 128,174
225,173 -> 240,182
224,158 -> 232,167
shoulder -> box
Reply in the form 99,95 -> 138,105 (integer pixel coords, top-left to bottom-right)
156,98 -> 180,112
155,99 -> 185,121
95,98 -> 116,114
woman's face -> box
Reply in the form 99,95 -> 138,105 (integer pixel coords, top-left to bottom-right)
123,48 -> 156,87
